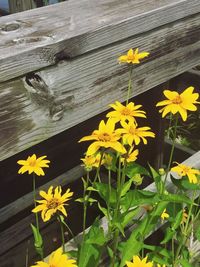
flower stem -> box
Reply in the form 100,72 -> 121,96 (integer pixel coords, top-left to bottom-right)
33,174 -> 39,231
163,115 -> 178,190
126,65 -> 133,105
58,215 -> 66,253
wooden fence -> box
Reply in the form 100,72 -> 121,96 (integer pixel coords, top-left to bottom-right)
0,0 -> 200,266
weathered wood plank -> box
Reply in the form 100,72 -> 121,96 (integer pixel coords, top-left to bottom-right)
0,0 -> 200,82
0,13 -> 200,161
8,0 -> 36,13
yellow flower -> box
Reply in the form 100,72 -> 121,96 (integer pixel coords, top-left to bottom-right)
161,208 -> 169,221
118,48 -> 150,64
126,255 -> 153,267
121,147 -> 139,164
79,119 -> 126,155
116,121 -> 155,146
30,247 -> 77,267
17,154 -> 50,176
81,153 -> 103,171
32,186 -> 73,222
156,87 -> 200,121
181,209 -> 188,224
171,163 -> 200,184
103,153 -> 114,169
106,101 -> 146,123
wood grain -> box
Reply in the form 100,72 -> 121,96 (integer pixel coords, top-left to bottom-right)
0,0 -> 200,82
0,13 -> 200,161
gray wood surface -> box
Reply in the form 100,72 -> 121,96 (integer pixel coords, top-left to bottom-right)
1,11 -> 200,160
8,0 -> 36,13
0,0 -> 200,82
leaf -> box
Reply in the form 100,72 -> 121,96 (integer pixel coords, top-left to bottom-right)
195,223 -> 200,241
161,193 -> 192,205
171,209 -> 183,230
125,162 -> 150,179
97,202 -> 109,218
171,176 -> 200,191
143,244 -> 172,258
107,246 -> 114,259
76,197 -> 84,203
148,164 -> 163,193
119,207 -> 141,228
87,186 -> 98,192
78,220 -> 106,267
178,259 -> 192,267
119,201 -> 167,267
94,182 -> 117,206
30,223 -> 43,258
121,189 -> 159,210
120,179 -> 134,197
161,227 -> 174,244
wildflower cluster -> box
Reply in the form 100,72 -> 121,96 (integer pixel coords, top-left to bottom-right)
16,48 -> 200,267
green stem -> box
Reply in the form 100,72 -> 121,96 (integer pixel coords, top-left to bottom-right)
107,169 -> 112,235
126,65 -> 133,105
163,115 -> 178,190
174,191 -> 196,265
58,215 -> 66,253
33,174 -> 39,231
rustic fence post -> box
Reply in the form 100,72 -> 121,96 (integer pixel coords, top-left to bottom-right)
8,0 -> 36,13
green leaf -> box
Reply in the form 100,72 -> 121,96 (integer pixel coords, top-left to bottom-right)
161,227 -> 174,244
171,209 -> 183,230
148,164 -> 163,193
107,246 -> 114,259
78,220 -> 106,267
143,244 -> 172,258
161,193 -> 192,205
76,197 -> 84,203
119,207 -> 141,228
121,189 -> 159,210
171,176 -> 200,191
125,162 -> 150,179
88,197 -> 97,204
178,259 -> 192,267
195,223 -> 200,241
30,223 -> 43,258
87,186 -> 98,192
119,201 -> 167,267
97,202 -> 109,218
120,179 -> 134,197
94,182 -> 117,206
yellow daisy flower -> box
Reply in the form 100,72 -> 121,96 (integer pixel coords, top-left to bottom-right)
171,163 -> 200,184
30,247 -> 77,267
81,153 -> 103,171
116,121 -> 155,146
161,208 -> 169,221
156,87 -> 200,121
17,154 -> 50,176
79,119 -> 126,155
118,48 -> 150,64
121,147 -> 139,164
106,101 -> 146,123
32,186 -> 73,222
126,255 -> 153,267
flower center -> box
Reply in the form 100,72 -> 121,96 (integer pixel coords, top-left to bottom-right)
127,55 -> 135,61
172,95 -> 182,104
98,133 -> 111,141
129,126 -> 136,135
182,166 -> 190,174
121,107 -> 131,116
47,198 -> 60,209
29,159 -> 37,167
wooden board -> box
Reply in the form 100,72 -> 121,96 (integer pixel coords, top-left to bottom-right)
0,0 -> 200,82
0,12 -> 200,161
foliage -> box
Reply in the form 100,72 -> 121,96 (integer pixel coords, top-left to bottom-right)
17,48 -> 200,267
